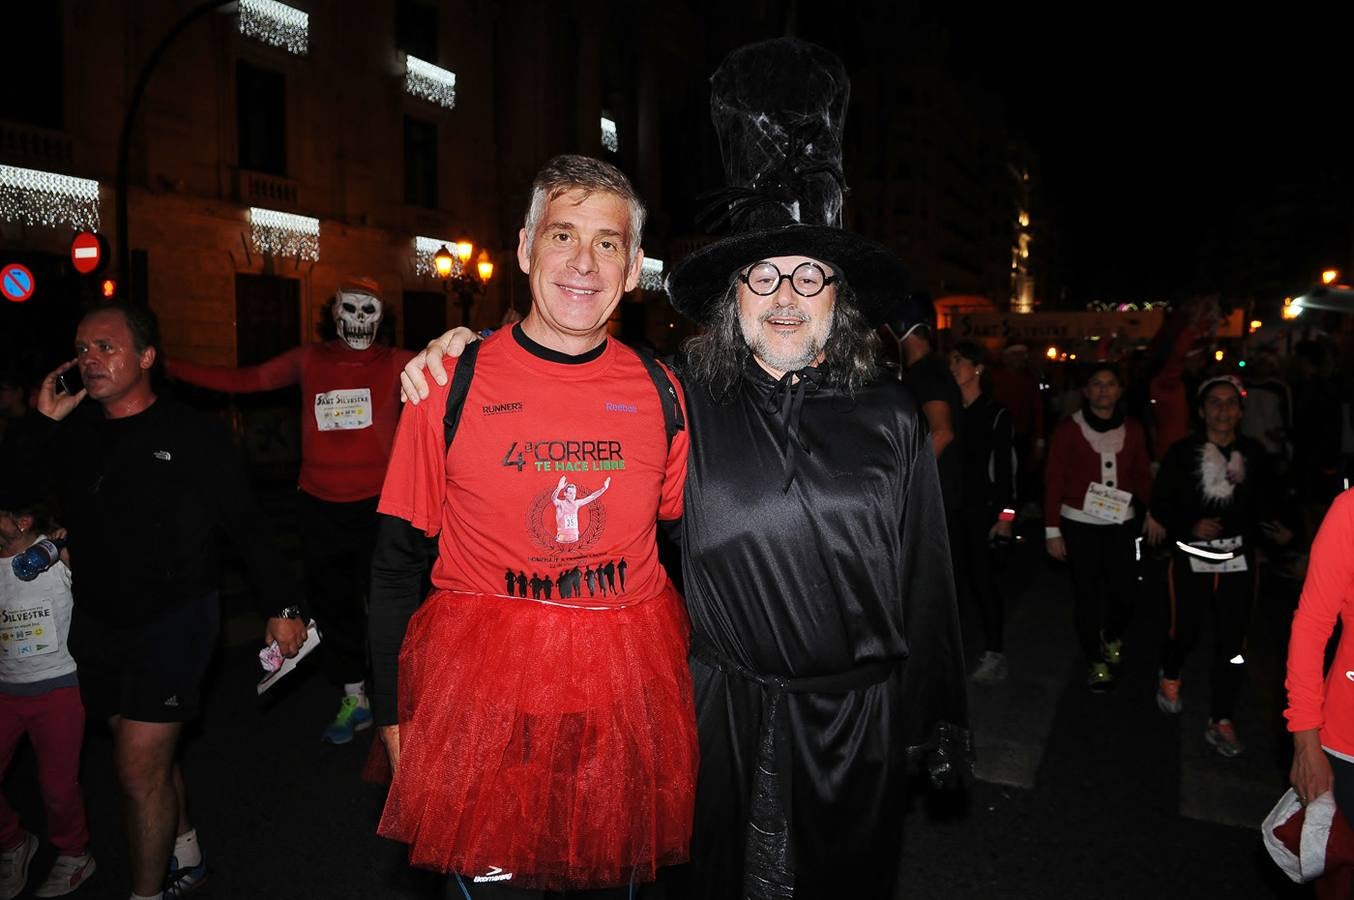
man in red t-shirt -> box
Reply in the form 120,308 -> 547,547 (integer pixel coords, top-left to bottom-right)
368,155 -> 696,897
166,277 -> 413,744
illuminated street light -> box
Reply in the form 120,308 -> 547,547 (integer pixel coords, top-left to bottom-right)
1322,269 -> 1340,285
1248,319 -> 1262,333
1282,296 -> 1301,320
433,245 -> 455,278
433,242 -> 494,326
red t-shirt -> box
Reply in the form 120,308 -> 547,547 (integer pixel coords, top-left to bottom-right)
1286,490 -> 1354,756
378,331 -> 688,605
168,342 -> 414,502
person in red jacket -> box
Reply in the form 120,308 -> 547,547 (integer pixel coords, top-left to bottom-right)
167,277 -> 414,744
1044,362 -> 1162,690
1288,489 -> 1354,817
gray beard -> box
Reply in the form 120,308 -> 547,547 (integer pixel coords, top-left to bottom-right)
740,311 -> 831,374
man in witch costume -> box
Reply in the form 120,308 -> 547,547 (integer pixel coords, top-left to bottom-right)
662,38 -> 970,899
399,38 -> 970,900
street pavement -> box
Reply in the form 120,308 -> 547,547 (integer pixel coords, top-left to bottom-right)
0,493 -> 1318,898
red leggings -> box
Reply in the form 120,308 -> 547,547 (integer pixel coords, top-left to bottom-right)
0,686 -> 89,854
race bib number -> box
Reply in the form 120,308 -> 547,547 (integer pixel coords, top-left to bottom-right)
0,597 -> 57,659
314,388 -> 373,431
1187,535 -> 1248,574
1082,482 -> 1133,524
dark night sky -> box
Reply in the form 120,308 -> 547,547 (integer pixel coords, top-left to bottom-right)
933,6 -> 1354,305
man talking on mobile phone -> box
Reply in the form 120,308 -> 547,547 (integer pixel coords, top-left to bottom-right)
25,302 -> 304,900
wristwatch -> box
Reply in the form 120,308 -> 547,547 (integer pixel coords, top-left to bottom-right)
275,605 -> 304,620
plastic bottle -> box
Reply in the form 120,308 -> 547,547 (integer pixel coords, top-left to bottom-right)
11,538 -> 66,582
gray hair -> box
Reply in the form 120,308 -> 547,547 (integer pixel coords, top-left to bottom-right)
523,155 -> 645,263
682,277 -> 879,398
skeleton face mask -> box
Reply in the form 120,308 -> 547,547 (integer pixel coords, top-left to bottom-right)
334,290 -> 383,350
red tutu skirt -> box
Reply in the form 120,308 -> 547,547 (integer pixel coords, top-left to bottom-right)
378,583 -> 698,890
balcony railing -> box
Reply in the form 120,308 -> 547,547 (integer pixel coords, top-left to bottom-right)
0,121 -> 73,169
233,169 -> 299,209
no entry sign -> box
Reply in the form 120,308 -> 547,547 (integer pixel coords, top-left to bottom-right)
1,263 -> 35,303
70,231 -> 106,275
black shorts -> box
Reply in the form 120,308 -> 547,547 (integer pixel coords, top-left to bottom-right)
69,596 -> 220,724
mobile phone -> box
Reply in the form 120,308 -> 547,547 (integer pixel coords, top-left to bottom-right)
56,368 -> 83,395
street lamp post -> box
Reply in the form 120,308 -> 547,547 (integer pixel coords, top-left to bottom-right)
115,0 -> 239,294
433,242 -> 494,326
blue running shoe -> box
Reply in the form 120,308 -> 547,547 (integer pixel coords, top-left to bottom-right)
322,694 -> 373,744
165,850 -> 207,897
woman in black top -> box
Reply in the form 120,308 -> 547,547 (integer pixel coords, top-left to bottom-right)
949,342 -> 1017,683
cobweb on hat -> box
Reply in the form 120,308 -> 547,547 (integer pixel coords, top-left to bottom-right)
700,38 -> 851,234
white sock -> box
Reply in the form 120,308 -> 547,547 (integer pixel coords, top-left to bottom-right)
130,893 -> 164,900
344,682 -> 367,704
173,828 -> 201,868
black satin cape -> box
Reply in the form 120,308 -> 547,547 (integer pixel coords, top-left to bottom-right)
668,362 -> 971,899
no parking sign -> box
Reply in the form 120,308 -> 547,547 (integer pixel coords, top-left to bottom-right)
1,264 -> 35,303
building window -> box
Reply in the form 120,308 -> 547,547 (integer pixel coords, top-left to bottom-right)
404,117 -> 438,208
239,0 -> 308,56
235,274 -> 300,366
237,61 -> 287,176
0,4 -> 63,129
395,0 -> 438,63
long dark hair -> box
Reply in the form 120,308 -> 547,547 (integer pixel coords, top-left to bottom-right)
681,277 -> 879,398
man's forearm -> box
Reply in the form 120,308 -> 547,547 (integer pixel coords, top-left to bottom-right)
930,428 -> 954,458
369,513 -> 436,726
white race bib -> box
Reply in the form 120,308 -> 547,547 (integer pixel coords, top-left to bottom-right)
1187,535 -> 1248,574
314,388 -> 373,431
1082,482 -> 1133,524
0,597 -> 57,658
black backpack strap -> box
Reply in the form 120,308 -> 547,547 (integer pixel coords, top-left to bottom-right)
442,340 -> 682,451
442,339 -> 483,450
633,344 -> 685,447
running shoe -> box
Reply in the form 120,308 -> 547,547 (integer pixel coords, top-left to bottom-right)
1156,673 -> 1182,714
1101,635 -> 1124,667
165,850 -> 207,897
322,694 -> 373,745
0,832 -> 35,900
1087,661 -> 1114,691
34,853 -> 96,897
1205,718 -> 1245,758
970,651 -> 1009,685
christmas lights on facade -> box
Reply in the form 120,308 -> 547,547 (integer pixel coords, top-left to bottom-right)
405,55 -> 457,109
249,206 -> 319,260
239,0 -> 309,55
0,164 -> 100,231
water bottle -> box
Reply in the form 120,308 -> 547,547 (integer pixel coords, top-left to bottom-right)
11,538 -> 65,582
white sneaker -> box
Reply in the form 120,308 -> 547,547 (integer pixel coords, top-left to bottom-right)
970,651 -> 1009,685
0,832 -> 37,900
34,853 -> 96,897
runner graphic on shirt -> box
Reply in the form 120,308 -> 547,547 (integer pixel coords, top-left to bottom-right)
553,475 -> 611,543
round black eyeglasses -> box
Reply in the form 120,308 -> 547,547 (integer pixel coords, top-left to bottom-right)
738,261 -> 839,297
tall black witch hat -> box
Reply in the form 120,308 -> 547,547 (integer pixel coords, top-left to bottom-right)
666,37 -> 908,326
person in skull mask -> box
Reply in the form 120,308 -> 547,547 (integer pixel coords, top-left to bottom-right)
166,276 -> 414,744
